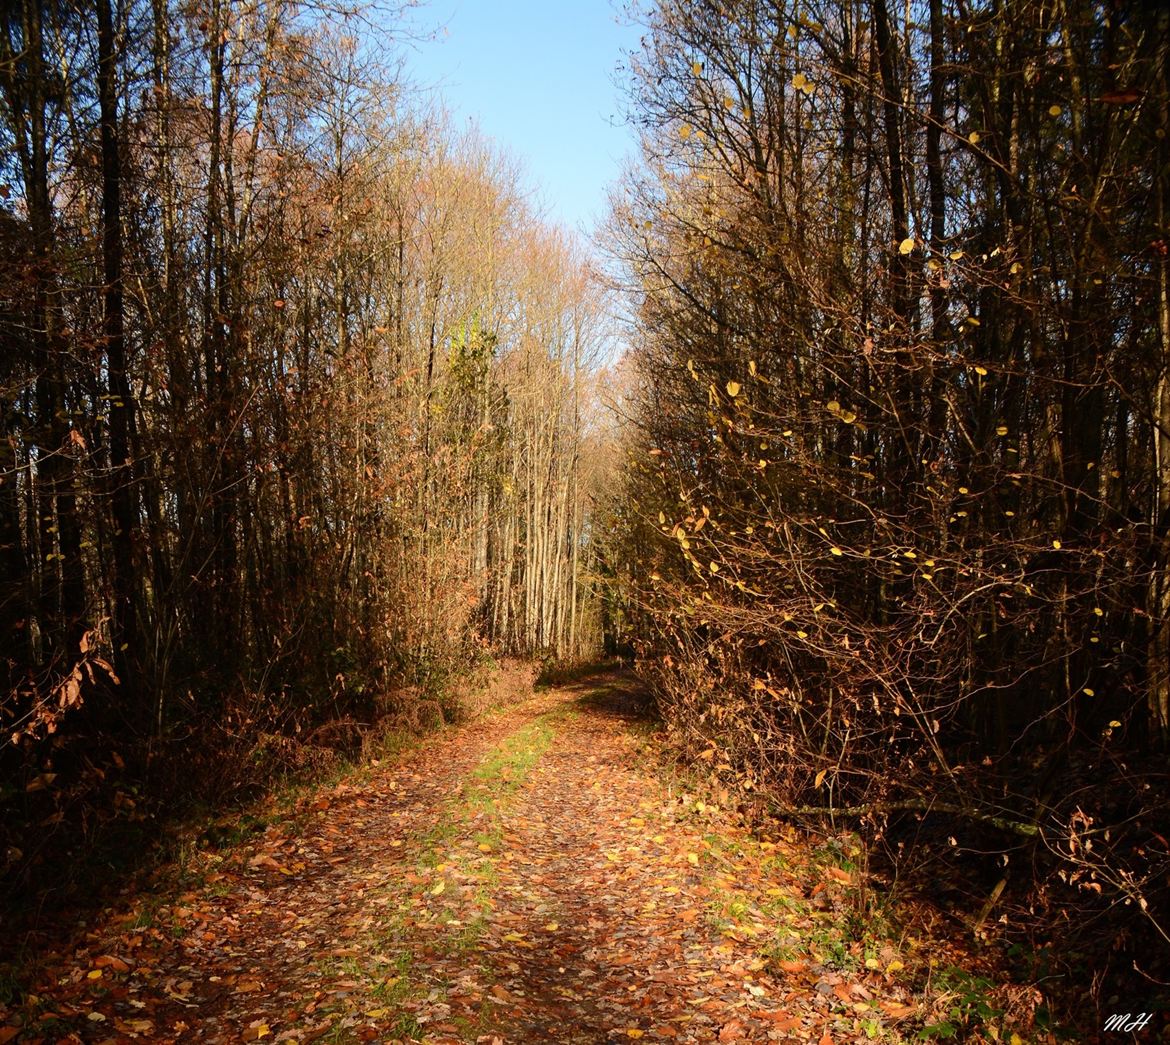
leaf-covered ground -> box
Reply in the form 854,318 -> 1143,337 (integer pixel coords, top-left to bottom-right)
0,673 -> 1034,1043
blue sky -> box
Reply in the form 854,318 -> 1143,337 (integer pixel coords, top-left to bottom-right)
400,2 -> 643,234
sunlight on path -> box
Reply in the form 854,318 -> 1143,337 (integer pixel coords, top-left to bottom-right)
5,674 -> 926,1043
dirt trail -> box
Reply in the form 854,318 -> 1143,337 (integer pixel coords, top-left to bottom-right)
1,672 -> 931,1044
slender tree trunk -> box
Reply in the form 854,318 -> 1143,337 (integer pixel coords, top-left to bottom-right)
1149,19 -> 1170,741
25,0 -> 84,663
98,0 -> 136,694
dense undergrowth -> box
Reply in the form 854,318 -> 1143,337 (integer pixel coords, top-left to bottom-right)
0,656 -> 539,951
603,0 -> 1170,1031
625,664 -> 1168,1036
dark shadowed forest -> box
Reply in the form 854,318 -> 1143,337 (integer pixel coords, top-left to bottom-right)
1,0 -> 1167,1041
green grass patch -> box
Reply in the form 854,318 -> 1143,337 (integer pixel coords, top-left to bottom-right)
332,710 -> 562,1039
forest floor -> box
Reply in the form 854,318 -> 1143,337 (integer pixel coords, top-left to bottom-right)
0,671 -> 1037,1044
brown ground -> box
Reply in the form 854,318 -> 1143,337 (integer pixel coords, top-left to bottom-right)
0,672 -> 990,1043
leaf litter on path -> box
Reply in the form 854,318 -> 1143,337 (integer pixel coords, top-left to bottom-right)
0,673 -> 1006,1043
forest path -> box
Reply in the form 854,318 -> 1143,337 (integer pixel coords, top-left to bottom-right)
4,673 -> 924,1044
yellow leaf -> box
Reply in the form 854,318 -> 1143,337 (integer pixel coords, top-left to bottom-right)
709,561 -> 720,573
687,852 -> 699,865
830,547 -> 843,556
87,969 -> 104,980
950,250 -> 964,260
898,237 -> 916,255
1094,607 -> 1104,616
478,842 -> 492,852
887,960 -> 905,972
726,380 -> 741,397
1083,688 -> 1095,696
996,425 -> 1009,436
1052,539 -> 1062,549
792,72 -> 807,90
974,366 -> 988,376
826,400 -> 841,413
840,410 -> 857,424
627,1031 -> 645,1040
366,1009 -> 389,1019
244,1024 -> 271,1041
787,24 -> 798,38
815,769 -> 827,788
679,123 -> 692,140
968,131 -> 980,145
1108,720 -> 1121,728
692,61 -> 703,76
430,880 -> 446,896
544,921 -> 560,931
796,630 -> 808,639
1048,105 -> 1062,117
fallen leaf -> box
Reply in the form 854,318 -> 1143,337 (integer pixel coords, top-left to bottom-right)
879,1000 -> 916,1017
248,853 -> 282,871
